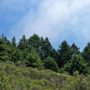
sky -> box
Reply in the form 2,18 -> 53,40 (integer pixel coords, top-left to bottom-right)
0,0 -> 90,50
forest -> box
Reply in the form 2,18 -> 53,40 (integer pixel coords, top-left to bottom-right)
0,34 -> 90,90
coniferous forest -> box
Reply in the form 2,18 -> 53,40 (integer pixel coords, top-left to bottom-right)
1,34 -> 90,90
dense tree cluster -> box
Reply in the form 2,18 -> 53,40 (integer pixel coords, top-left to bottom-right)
0,34 -> 90,75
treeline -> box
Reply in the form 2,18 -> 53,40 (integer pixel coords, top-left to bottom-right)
0,34 -> 90,75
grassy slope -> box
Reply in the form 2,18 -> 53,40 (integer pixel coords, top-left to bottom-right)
0,62 -> 90,90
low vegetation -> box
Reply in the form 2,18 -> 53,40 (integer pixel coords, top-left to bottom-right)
0,34 -> 90,90
0,62 -> 90,90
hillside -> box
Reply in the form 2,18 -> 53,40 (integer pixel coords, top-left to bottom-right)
1,0 -> 90,90
0,35 -> 90,90
0,62 -> 90,90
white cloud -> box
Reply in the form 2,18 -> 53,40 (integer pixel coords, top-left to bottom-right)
11,0 -> 90,48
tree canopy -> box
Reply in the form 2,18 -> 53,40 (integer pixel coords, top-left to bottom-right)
0,34 -> 90,75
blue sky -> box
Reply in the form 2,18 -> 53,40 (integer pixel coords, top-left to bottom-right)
0,0 -> 90,50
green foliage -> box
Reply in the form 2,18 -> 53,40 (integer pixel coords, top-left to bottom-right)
64,55 -> 88,75
26,50 -> 43,69
0,62 -> 90,90
11,36 -> 16,47
0,34 -> 90,75
57,41 -> 71,68
43,57 -> 59,72
0,38 -> 9,61
83,43 -> 90,62
71,43 -> 80,55
18,35 -> 28,51
1,34 -> 90,89
10,49 -> 23,63
28,34 -> 41,52
40,37 -> 53,59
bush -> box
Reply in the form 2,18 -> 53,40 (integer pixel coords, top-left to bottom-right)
0,62 -> 90,90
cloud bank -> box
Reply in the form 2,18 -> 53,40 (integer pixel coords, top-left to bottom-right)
1,0 -> 90,49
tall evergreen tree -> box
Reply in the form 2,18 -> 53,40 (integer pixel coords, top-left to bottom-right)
28,34 -> 41,52
0,34 -> 11,45
82,43 -> 90,65
57,41 -> 71,68
18,35 -> 28,51
11,36 -> 16,47
26,50 -> 43,69
0,38 -> 9,61
10,49 -> 24,66
40,37 -> 53,59
0,34 -> 89,74
71,43 -> 80,55
43,57 -> 59,72
83,43 -> 90,62
64,55 -> 87,75
50,49 -> 58,60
